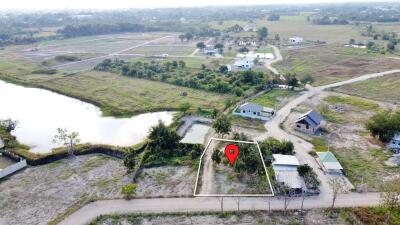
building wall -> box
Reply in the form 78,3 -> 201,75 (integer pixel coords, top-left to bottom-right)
295,122 -> 319,134
232,110 -> 272,121
0,159 -> 27,179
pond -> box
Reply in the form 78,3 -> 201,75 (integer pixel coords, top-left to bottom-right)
180,123 -> 210,145
0,80 -> 174,153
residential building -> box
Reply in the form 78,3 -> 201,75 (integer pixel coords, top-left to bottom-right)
289,37 -> 304,44
272,154 -> 305,192
316,151 -> 343,174
244,22 -> 257,32
388,133 -> 400,154
234,57 -> 254,70
203,47 -> 218,55
232,102 -> 275,121
295,110 -> 323,134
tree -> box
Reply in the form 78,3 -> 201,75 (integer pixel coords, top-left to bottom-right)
301,74 -> 314,84
179,102 -> 191,114
212,149 -> 222,164
380,177 -> 400,223
146,121 -> 181,159
178,60 -> 186,68
196,42 -> 206,49
366,110 -> 400,142
178,34 -> 186,42
329,178 -> 347,215
297,164 -> 312,176
286,73 -> 299,90
387,42 -> 396,51
274,34 -> 280,41
211,109 -> 219,119
219,65 -> 229,73
0,119 -> 18,133
281,184 -> 294,216
185,32 -> 193,41
53,128 -> 80,155
212,115 -> 231,138
349,39 -> 355,45
123,149 -> 136,173
257,27 -> 268,40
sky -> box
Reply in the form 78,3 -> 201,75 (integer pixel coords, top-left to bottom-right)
0,0 -> 391,10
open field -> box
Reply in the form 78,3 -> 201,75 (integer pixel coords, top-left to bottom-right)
286,92 -> 400,191
275,44 -> 400,85
333,72 -> 400,104
0,53 -> 230,116
0,154 -> 129,225
210,15 -> 365,43
89,209 -> 353,225
252,89 -> 300,110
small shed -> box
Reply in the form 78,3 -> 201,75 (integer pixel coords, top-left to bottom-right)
317,151 -> 343,174
295,110 -> 323,134
272,154 -> 305,191
289,37 -> 304,44
389,133 -> 400,154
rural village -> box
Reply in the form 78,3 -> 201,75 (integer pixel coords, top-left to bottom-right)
1,2 -> 400,225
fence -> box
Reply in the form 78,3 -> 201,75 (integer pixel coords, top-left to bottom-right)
0,159 -> 27,179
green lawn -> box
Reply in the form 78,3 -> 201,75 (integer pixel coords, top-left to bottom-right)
252,89 -> 299,109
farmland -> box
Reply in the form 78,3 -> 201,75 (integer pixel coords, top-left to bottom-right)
334,72 -> 400,104
274,44 -> 400,85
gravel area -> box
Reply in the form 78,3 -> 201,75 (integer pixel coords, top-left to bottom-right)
0,154 -> 130,225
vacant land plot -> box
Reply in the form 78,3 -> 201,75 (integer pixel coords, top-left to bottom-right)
125,45 -> 195,56
136,166 -> 196,197
334,73 -> 400,104
252,89 -> 300,109
275,44 -> 400,85
89,209 -> 352,225
210,15 -> 364,43
286,92 -> 400,191
0,154 -> 129,225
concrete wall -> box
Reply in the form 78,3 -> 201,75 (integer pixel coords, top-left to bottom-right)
232,110 -> 272,121
0,159 -> 27,179
295,122 -> 319,134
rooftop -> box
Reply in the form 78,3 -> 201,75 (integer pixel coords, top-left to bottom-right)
295,109 -> 323,128
317,151 -> 343,170
238,102 -> 274,113
272,154 -> 300,167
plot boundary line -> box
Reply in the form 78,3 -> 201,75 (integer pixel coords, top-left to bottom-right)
193,137 -> 275,197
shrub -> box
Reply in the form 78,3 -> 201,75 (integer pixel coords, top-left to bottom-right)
121,183 -> 137,199
32,68 -> 57,75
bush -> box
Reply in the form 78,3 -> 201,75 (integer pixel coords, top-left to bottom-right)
32,68 -> 57,75
121,183 -> 137,199
366,110 -> 400,142
55,55 -> 81,62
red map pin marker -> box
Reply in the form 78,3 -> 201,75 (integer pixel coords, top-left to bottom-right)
225,144 -> 239,165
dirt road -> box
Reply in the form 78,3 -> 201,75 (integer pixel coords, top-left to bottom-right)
58,192 -> 381,225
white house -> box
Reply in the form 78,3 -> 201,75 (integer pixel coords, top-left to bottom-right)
389,134 -> 400,154
232,102 -> 275,120
289,37 -> 304,44
237,52 -> 274,60
244,22 -> 257,32
234,57 -> 254,70
272,154 -> 305,191
203,47 -> 218,55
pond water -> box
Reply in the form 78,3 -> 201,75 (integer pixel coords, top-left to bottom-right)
180,123 -> 210,145
0,80 -> 174,153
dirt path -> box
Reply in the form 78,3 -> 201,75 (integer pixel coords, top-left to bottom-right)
198,133 -> 216,195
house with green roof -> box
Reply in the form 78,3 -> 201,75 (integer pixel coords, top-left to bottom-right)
316,151 -> 343,174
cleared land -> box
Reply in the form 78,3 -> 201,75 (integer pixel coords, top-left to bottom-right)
275,44 -> 400,85
0,154 -> 130,225
287,92 -> 400,191
89,209 -> 353,225
252,89 -> 300,109
334,72 -> 400,104
210,15 -> 364,43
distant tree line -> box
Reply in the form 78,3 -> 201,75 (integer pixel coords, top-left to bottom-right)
58,23 -> 154,38
311,16 -> 349,25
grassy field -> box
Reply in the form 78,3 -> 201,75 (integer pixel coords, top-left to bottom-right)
334,73 -> 400,104
210,15 -> 364,43
0,51 -> 230,116
275,44 -> 400,85
252,89 -> 299,109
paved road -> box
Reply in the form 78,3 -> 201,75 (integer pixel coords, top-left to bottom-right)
58,70 -> 400,225
59,192 -> 381,225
